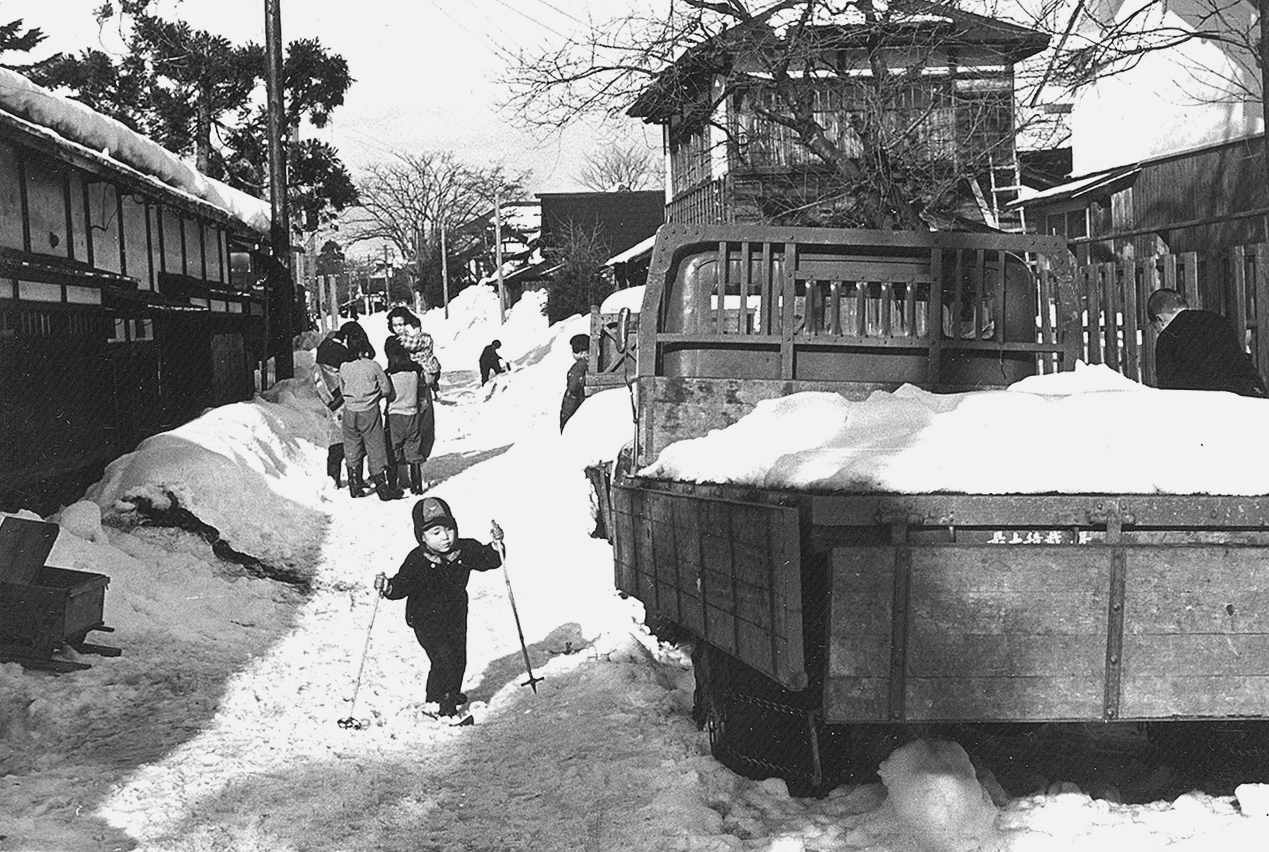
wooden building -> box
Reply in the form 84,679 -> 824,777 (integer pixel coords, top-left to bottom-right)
628,2 -> 1049,229
1016,134 -> 1269,262
1013,134 -> 1269,312
0,71 -> 272,512
537,190 -> 665,259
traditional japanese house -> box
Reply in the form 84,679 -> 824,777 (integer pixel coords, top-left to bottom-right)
628,1 -> 1049,229
0,69 -> 273,512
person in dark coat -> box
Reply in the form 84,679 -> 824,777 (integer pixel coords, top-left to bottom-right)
1147,289 -> 1268,397
313,328 -> 350,486
559,333 -> 590,431
375,497 -> 503,718
478,339 -> 508,384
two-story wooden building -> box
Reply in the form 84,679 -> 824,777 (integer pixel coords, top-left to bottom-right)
628,1 -> 1049,229
0,69 -> 273,512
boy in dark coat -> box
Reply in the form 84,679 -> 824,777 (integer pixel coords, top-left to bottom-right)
375,496 -> 503,718
559,333 -> 590,431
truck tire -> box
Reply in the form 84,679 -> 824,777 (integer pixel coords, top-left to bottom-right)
691,642 -> 852,797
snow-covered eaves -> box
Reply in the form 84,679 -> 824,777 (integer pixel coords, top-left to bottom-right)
0,68 -> 271,235
1006,166 -> 1140,210
604,233 -> 656,267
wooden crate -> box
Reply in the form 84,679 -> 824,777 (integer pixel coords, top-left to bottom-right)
0,516 -> 118,671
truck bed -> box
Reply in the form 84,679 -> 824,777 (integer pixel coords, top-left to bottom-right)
612,473 -> 1269,725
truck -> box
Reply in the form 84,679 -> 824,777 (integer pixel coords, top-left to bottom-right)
586,223 -> 1269,795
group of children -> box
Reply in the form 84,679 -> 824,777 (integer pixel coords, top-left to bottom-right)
312,307 -> 440,500
317,318 -> 594,721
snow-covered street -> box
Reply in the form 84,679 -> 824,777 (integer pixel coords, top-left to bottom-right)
4,287 -> 1269,851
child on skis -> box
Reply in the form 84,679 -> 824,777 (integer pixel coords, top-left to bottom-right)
374,496 -> 503,718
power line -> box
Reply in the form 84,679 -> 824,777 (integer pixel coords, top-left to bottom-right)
484,0 -> 581,39
420,0 -> 519,63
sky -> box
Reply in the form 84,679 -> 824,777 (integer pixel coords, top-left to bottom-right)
13,0 -> 663,193
5,283 -> 1269,850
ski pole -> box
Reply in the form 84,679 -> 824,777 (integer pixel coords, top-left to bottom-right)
492,521 -> 543,693
338,585 -> 382,729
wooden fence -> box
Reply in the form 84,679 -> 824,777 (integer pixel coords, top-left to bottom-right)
1074,244 -> 1269,386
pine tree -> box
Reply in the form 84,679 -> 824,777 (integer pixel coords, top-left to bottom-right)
35,5 -> 357,224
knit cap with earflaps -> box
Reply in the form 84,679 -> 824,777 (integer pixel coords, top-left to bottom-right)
413,496 -> 457,536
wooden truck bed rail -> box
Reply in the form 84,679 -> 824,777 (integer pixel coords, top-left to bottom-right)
633,225 -> 1079,467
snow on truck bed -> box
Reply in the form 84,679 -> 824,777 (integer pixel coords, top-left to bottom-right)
640,362 -> 1269,496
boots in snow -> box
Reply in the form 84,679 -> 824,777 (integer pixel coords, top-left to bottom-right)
347,465 -> 367,498
326,444 -> 345,487
395,463 -> 411,493
438,693 -> 459,717
410,463 -> 426,494
372,471 -> 402,501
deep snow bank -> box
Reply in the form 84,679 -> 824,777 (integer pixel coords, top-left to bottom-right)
643,363 -> 1269,495
81,380 -> 333,580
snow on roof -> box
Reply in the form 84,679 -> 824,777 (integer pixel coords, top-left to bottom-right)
1009,165 -> 1140,209
0,68 -> 271,235
603,233 -> 657,267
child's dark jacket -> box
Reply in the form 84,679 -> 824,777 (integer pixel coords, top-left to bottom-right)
384,539 -> 501,629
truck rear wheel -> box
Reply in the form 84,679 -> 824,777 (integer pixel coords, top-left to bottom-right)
691,643 -> 853,797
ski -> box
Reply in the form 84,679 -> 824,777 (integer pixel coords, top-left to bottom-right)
419,710 -> 475,727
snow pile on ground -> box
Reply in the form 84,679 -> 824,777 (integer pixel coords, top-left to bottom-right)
81,380 -> 332,577
643,362 -> 1269,494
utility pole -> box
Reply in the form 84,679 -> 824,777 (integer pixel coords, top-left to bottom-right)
440,196 -> 451,320
263,0 -> 293,381
495,186 -> 506,324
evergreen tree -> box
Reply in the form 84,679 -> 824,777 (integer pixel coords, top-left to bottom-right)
35,3 -> 357,223
0,16 -> 51,73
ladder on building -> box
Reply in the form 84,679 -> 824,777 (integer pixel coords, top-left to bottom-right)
987,156 -> 1026,233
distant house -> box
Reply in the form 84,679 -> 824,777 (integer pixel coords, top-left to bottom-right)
627,2 -> 1049,229
0,69 -> 273,512
537,190 -> 665,261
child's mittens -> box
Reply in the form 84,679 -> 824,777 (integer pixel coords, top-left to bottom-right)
374,572 -> 390,596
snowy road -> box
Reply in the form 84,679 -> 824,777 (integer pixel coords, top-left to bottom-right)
5,290 -> 1269,851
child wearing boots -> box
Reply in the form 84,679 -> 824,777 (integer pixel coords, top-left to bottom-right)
375,497 -> 503,718
384,337 -> 434,495
337,322 -> 399,500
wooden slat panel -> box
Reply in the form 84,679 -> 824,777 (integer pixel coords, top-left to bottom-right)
824,678 -> 889,721
825,546 -> 894,722
649,492 -> 680,623
1181,250 -> 1199,306
612,483 -> 806,688
1120,676 -> 1269,717
1120,546 -> 1269,717
1121,258 -> 1140,381
1086,264 -> 1103,364
909,633 -> 1104,677
714,241 -> 727,333
1256,243 -> 1269,375
1038,261 -> 1056,373
1231,244 -> 1249,354
906,676 -> 1103,721
828,544 -> 1113,723
1123,635 -> 1269,675
1103,262 -> 1121,371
